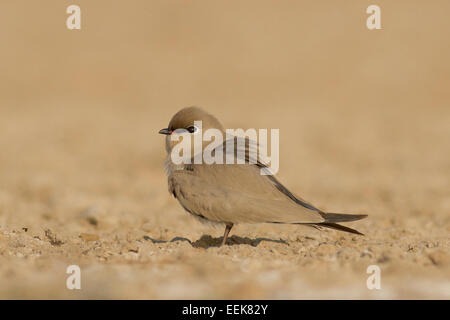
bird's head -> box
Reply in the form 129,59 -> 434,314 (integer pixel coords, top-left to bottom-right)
159,106 -> 224,157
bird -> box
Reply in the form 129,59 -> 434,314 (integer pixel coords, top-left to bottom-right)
159,106 -> 367,246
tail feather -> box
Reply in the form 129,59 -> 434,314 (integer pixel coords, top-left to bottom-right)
320,212 -> 368,223
314,212 -> 367,235
316,222 -> 364,235
269,211 -> 367,235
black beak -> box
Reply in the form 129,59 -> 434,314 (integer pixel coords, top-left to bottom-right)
159,128 -> 172,135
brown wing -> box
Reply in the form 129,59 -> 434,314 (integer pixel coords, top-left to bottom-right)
168,162 -> 324,224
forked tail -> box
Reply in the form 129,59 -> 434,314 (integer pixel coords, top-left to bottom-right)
315,212 -> 368,235
320,212 -> 368,223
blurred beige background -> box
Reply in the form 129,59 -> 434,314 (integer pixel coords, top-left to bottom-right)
0,1 -> 449,299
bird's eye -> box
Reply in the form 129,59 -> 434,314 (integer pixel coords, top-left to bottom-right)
186,126 -> 198,133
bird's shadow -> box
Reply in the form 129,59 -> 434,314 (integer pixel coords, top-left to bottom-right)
142,235 -> 288,249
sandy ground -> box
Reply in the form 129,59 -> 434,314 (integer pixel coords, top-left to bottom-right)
0,1 -> 449,299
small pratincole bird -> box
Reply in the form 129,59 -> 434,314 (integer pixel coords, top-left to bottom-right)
159,107 -> 367,246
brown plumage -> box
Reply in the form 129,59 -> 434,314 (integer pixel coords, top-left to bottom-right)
159,107 -> 367,246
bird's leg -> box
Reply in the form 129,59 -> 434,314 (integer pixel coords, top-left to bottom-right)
221,223 -> 233,247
